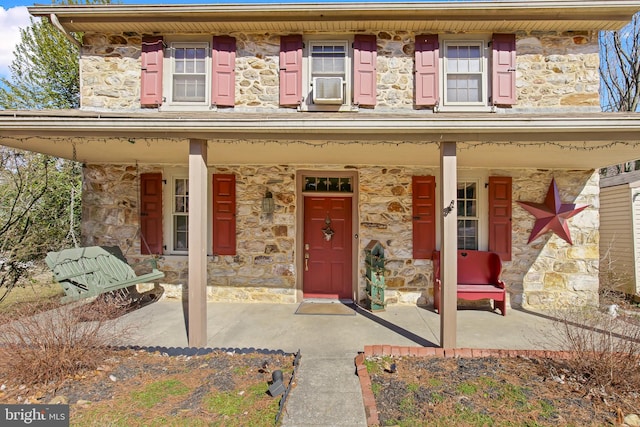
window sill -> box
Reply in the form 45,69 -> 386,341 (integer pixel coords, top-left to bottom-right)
159,253 -> 226,260
435,105 -> 495,113
300,104 -> 359,112
159,105 -> 223,112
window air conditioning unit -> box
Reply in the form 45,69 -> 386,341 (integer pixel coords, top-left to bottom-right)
312,77 -> 344,105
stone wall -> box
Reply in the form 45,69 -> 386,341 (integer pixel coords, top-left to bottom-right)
81,164 -> 299,303
80,34 -> 142,110
79,30 -> 599,112
512,170 -> 600,308
357,166 -> 599,309
515,31 -> 599,109
81,161 -> 599,309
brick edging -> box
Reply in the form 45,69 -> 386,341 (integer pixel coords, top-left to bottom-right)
354,352 -> 380,427
355,346 -> 575,427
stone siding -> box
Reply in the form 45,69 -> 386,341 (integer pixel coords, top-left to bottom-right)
79,30 -> 599,112
515,31 -> 599,109
81,162 -> 599,309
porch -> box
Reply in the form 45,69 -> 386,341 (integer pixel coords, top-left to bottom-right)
4,110 -> 640,349
116,300 -> 568,353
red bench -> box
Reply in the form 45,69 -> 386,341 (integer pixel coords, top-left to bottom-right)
432,250 -> 507,316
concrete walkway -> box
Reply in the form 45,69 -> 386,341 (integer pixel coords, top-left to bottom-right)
116,301 -> 566,426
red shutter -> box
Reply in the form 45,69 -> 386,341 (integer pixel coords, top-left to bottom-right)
212,36 -> 236,107
488,176 -> 512,261
212,174 -> 236,256
415,34 -> 439,106
412,176 -> 436,259
279,35 -> 303,106
492,33 -> 516,106
141,36 -> 164,107
353,35 -> 377,106
140,173 -> 163,255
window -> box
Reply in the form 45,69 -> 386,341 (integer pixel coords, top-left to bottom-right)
304,176 -> 353,192
444,41 -> 486,106
172,178 -> 189,251
141,36 -> 236,110
309,41 -> 348,105
139,170 -> 237,256
441,38 -> 489,110
457,180 -> 479,250
279,34 -> 377,109
171,44 -> 207,103
412,175 -> 512,261
414,33 -> 516,110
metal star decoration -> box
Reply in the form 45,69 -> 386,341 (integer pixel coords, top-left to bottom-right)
517,178 -> 589,245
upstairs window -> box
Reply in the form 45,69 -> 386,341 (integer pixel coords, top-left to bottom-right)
444,41 -> 486,106
414,33 -> 516,111
171,43 -> 208,104
309,42 -> 348,106
141,35 -> 236,110
279,34 -> 377,110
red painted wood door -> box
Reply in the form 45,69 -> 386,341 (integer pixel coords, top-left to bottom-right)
303,196 -> 352,299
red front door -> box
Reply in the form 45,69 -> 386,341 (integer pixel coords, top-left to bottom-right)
303,196 -> 352,299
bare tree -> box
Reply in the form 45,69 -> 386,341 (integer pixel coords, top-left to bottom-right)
599,15 -> 640,177
600,13 -> 640,112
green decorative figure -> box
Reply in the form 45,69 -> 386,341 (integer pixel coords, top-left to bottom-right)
364,240 -> 386,312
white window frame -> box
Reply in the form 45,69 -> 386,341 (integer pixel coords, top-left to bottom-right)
172,176 -> 189,253
161,37 -> 212,111
435,171 -> 489,251
457,178 -> 481,250
302,37 -> 354,112
162,167 -> 213,256
438,35 -> 492,112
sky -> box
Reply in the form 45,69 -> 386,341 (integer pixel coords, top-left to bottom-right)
0,4 -> 30,79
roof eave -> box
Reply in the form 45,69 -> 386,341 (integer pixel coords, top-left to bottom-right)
27,1 -> 640,33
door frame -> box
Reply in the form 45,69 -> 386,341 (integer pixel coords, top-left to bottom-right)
295,170 -> 359,302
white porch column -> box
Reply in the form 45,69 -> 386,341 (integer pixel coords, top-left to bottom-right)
188,139 -> 208,347
440,141 -> 457,349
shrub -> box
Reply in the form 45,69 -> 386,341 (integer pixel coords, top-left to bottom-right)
547,306 -> 640,394
0,298 -> 130,386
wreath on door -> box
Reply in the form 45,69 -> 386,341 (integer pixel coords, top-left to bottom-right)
322,215 -> 334,241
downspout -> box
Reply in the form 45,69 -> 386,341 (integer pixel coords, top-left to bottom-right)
49,14 -> 81,49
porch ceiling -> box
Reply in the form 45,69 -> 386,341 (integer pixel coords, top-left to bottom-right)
28,1 -> 640,34
1,110 -> 640,169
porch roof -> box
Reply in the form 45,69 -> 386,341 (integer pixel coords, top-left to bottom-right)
1,110 -> 640,169
28,1 -> 640,34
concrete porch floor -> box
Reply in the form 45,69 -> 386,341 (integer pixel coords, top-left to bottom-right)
116,301 -> 567,354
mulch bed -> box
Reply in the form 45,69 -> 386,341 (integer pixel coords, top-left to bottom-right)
0,348 -> 295,426
365,354 -> 639,426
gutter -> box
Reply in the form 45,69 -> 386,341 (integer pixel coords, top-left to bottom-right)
3,114 -> 640,142
49,14 -> 81,49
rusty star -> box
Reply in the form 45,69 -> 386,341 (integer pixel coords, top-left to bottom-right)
517,178 -> 589,245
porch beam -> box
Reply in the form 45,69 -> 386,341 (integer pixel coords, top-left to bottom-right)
188,138 -> 208,347
439,141 -> 457,349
